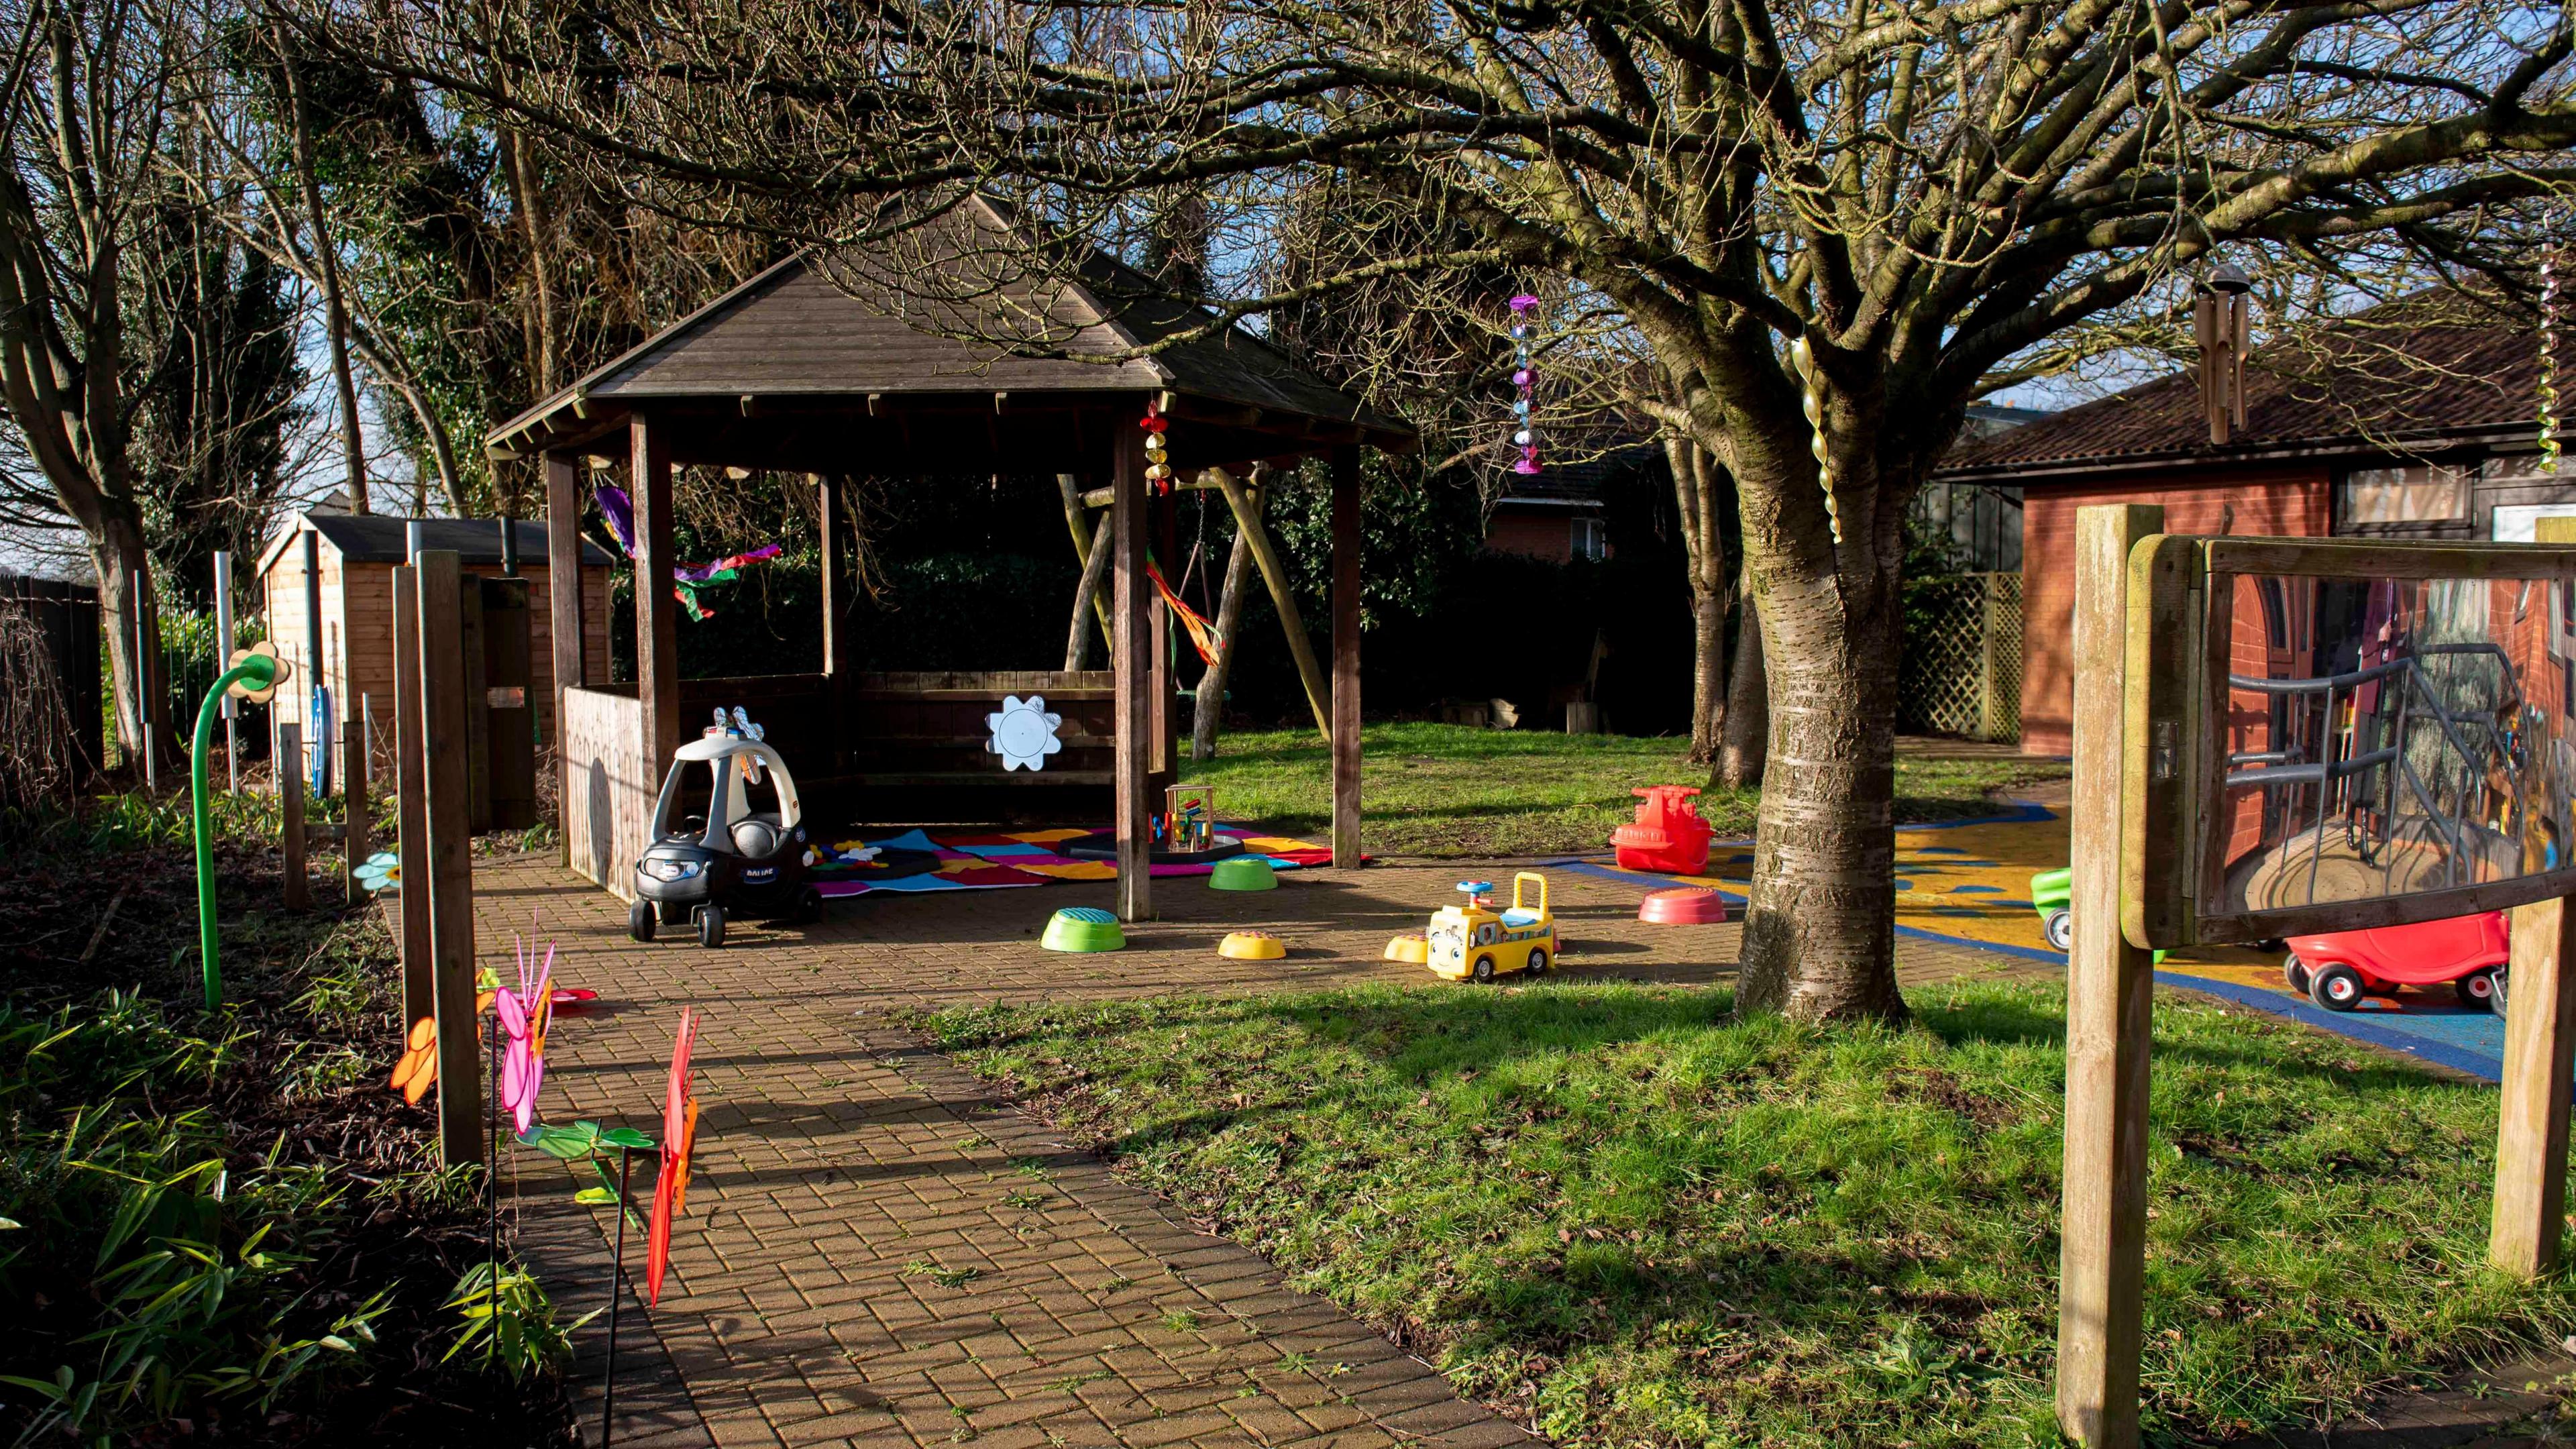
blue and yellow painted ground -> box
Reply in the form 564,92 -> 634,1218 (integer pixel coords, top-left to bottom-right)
1552,800 -> 2509,1082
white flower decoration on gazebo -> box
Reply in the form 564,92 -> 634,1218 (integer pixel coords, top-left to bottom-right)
986,694 -> 1064,771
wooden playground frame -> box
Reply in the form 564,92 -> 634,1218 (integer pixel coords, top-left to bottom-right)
2058,504 -> 2576,1446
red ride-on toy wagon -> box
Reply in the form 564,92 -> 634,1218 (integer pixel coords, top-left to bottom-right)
2283,911 -> 2510,1014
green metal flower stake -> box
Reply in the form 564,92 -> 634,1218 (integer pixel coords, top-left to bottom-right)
525,1118 -> 655,1445
191,642 -> 289,1013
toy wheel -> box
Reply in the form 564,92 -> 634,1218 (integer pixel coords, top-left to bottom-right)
2493,967 -> 2511,1016
2283,956 -> 2312,996
2457,967 -> 2500,1011
629,900 -> 657,943
1527,947 -> 1550,975
2042,908 -> 2073,953
1471,954 -> 1496,983
698,904 -> 727,949
795,886 -> 824,925
2308,963 -> 2365,1012
2253,938 -> 2287,953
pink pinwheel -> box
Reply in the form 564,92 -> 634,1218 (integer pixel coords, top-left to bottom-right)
497,937 -> 556,1136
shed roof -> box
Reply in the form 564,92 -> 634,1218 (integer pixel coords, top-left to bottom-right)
257,511 -> 616,577
487,198 -> 1413,462
1939,293 -> 2542,482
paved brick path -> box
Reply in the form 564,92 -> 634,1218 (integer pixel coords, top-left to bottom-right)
481,850 -> 2041,1448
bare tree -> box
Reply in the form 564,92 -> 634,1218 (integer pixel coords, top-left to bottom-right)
330,0 -> 2576,1018
0,0 -> 205,775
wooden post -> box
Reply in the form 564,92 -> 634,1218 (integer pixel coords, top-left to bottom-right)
1065,511 -> 1113,670
1112,425 -> 1152,922
461,583 -> 492,832
1330,446 -> 1363,869
279,722 -> 309,910
390,566 -> 433,1023
1152,483 -> 1177,794
819,473 -> 858,774
1211,467 -> 1332,743
631,413 -> 680,776
2493,511 -> 2576,1277
341,708 -> 370,905
2055,502 -> 2162,1449
416,550 -> 482,1169
543,451 -> 586,867
1058,472 -> 1114,646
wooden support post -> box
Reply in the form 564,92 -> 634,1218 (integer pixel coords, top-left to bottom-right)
2055,502 -> 2162,1449
279,722 -> 309,910
416,550 -> 482,1169
1059,472 -> 1114,646
543,451 -> 586,868
341,707 -> 370,906
1192,473 -> 1258,761
1210,467 -> 1332,743
2493,511 -> 2576,1277
1112,425 -> 1153,922
1330,447 -> 1363,869
390,567 -> 433,1024
631,413 -> 680,776
462,583 -> 492,833
819,473 -> 858,773
2493,896 -> 2576,1275
1066,511 -> 1113,670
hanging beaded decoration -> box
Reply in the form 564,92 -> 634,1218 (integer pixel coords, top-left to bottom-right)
1142,398 -> 1173,494
1509,294 -> 1542,475
2542,243 -> 2563,474
1788,336 -> 1842,543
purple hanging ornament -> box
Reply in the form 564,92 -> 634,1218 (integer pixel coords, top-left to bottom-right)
1508,295 -> 1542,476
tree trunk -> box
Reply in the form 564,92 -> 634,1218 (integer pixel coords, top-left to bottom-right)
1715,560 -> 1766,790
282,36 -> 368,515
1729,520 -> 1907,1024
1665,431 -> 1733,764
90,514 -> 162,779
1690,584 -> 1729,761
1065,511 -> 1112,669
1191,473 -> 1258,759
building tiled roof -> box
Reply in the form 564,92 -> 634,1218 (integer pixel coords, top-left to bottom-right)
1496,441 -> 1662,507
1941,296 -> 2543,478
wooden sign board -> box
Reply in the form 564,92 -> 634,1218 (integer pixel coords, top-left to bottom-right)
2124,535 -> 2576,950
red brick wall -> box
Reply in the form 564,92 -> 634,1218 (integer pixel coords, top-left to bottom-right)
1485,511 -> 1580,562
2018,464 -> 2331,757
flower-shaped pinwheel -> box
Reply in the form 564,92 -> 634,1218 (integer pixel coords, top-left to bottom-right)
355,850 -> 400,894
985,694 -> 1063,772
495,937 -> 555,1136
648,1007 -> 703,1306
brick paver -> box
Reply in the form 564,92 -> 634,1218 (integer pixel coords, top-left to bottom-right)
484,850 -> 2041,1447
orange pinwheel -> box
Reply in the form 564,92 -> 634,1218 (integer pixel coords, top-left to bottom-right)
646,1007 -> 702,1305
390,1017 -> 438,1104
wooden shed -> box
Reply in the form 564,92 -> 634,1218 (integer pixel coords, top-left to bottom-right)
483,197 -> 1413,918
256,509 -> 615,756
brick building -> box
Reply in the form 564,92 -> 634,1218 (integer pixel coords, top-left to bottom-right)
1934,294 -> 2559,757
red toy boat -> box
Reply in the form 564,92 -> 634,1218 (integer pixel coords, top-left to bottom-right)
1612,786 -> 1714,875
2283,911 -> 2509,1014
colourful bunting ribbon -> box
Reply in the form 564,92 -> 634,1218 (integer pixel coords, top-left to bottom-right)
594,484 -> 784,620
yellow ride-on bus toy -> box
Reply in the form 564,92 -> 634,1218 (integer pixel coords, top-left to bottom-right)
1427,873 -> 1558,983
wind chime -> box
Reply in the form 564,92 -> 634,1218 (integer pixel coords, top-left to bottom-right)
1509,294 -> 1542,475
1143,398 -> 1173,494
2542,241 -> 2563,474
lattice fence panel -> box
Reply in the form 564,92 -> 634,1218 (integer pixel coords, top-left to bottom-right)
1898,572 -> 2022,741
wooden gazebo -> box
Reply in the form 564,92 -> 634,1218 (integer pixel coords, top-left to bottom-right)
484,205 -> 1413,919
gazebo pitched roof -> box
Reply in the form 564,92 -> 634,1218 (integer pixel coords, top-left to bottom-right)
486,199 -> 1412,464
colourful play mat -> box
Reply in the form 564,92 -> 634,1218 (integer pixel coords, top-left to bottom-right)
812,824 -> 1332,898
1556,801 -> 2510,1082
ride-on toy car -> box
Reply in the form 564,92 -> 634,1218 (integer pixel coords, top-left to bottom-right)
630,710 -> 818,948
1426,873 -> 1558,983
2284,911 -> 2510,1013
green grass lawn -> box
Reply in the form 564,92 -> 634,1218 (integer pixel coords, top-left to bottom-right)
1182,723 -> 2067,855
921,981 -> 2573,1448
